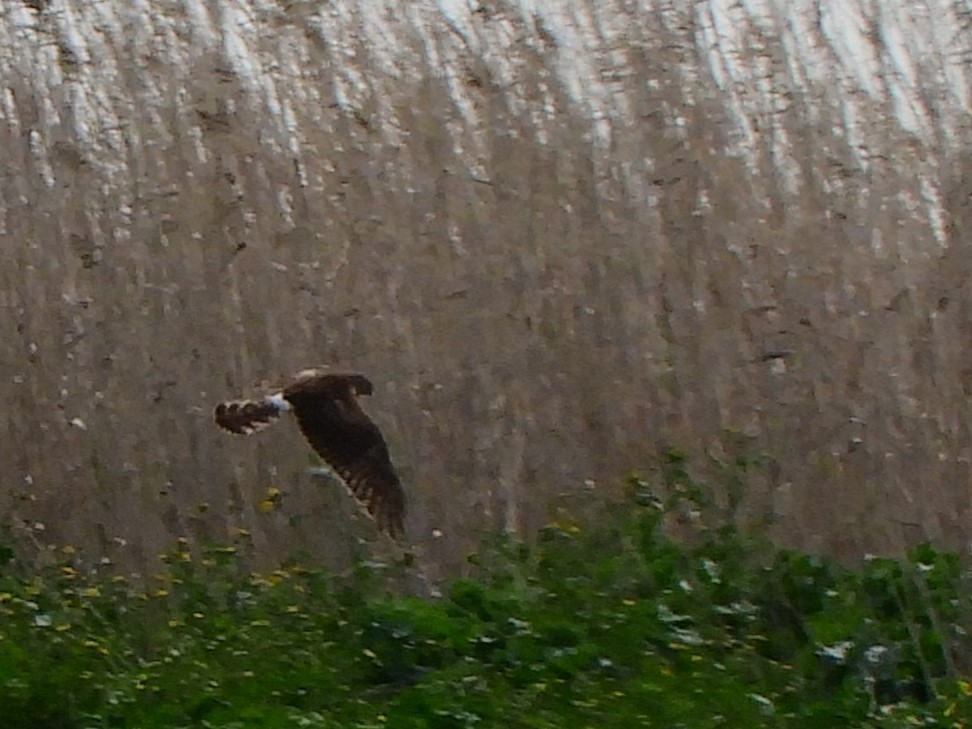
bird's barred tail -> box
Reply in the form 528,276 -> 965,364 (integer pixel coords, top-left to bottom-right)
213,398 -> 285,435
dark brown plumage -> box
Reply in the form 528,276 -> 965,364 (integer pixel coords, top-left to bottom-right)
214,369 -> 405,537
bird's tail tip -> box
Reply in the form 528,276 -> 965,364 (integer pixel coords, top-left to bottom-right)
213,398 -> 285,435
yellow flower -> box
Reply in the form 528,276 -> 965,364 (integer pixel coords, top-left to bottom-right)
82,640 -> 99,649
259,487 -> 284,512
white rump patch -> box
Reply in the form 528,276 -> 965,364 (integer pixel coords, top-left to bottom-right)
267,392 -> 292,411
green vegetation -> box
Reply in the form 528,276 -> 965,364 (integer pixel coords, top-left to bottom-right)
2,468 -> 972,728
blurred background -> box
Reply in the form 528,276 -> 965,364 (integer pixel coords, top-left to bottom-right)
1,0 -> 971,580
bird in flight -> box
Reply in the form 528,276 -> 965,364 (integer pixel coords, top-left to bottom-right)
213,369 -> 406,537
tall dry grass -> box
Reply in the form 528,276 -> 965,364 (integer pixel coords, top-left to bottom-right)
0,0 -> 970,578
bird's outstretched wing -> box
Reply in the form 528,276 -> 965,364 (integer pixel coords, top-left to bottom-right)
284,378 -> 406,537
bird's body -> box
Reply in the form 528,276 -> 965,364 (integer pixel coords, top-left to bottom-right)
214,369 -> 405,537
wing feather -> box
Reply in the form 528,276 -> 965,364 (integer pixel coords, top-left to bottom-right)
286,383 -> 406,537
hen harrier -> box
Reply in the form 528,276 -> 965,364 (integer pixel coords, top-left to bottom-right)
213,369 -> 405,537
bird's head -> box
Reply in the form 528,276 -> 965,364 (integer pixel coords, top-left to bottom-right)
345,374 -> 374,396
